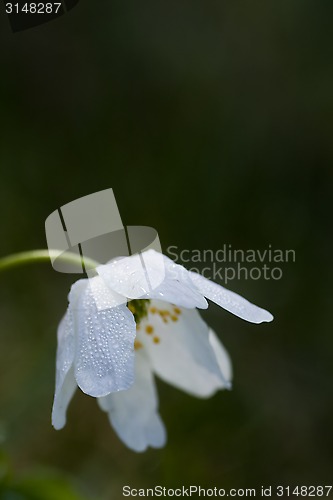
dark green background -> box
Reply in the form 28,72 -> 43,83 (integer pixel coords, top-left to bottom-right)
0,1 -> 332,498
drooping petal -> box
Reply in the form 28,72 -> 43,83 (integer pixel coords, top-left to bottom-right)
97,249 -> 208,309
209,329 -> 232,387
52,310 -> 77,430
146,270 -> 208,309
70,277 -> 136,398
98,350 -> 166,452
137,300 -> 229,397
189,272 -> 273,324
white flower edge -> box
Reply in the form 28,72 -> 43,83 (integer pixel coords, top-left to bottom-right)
98,349 -> 166,453
52,276 -> 137,430
97,249 -> 273,323
189,271 -> 273,324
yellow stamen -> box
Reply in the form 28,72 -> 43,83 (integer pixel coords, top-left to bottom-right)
134,340 -> 143,350
159,310 -> 170,317
173,307 -> 181,315
153,336 -> 160,344
150,306 -> 157,314
145,325 -> 154,335
171,315 -> 178,322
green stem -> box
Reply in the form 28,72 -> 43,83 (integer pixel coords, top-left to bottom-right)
0,250 -> 100,274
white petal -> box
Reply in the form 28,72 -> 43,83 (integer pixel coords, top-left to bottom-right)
146,270 -> 208,309
70,277 -> 136,398
138,300 -> 229,397
190,272 -> 274,324
209,329 -> 232,387
98,350 -> 166,452
97,249 -> 207,309
97,253 -> 152,300
52,310 -> 77,430
141,250 -> 207,308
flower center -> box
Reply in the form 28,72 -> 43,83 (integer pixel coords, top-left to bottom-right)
127,299 -> 150,324
149,305 -> 181,324
132,303 -> 182,350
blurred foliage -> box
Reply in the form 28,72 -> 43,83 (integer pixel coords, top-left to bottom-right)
0,451 -> 87,500
0,0 -> 332,498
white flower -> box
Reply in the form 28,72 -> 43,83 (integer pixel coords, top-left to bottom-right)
52,250 -> 273,452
